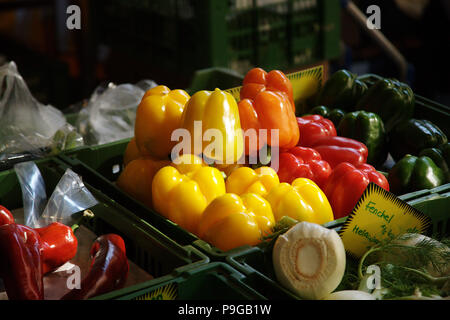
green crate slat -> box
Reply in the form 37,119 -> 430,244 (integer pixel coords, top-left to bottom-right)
226,188 -> 450,300
0,157 -> 210,300
95,262 -> 267,300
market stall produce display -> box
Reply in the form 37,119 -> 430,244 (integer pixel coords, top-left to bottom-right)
1,65 -> 449,301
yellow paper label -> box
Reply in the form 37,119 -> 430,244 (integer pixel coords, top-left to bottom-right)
134,283 -> 178,300
225,65 -> 323,103
339,183 -> 432,258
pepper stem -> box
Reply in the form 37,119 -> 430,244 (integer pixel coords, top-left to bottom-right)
71,209 -> 95,233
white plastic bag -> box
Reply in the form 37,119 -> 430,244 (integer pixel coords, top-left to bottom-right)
76,79 -> 157,146
0,61 -> 67,159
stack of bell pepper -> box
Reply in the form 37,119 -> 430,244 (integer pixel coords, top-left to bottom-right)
118,67 -> 401,252
306,69 -> 449,196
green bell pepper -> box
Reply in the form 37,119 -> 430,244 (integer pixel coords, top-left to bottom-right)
337,110 -> 388,167
389,119 -> 448,161
419,142 -> 450,182
309,105 -> 346,128
356,78 -> 415,132
316,70 -> 368,111
388,155 -> 446,195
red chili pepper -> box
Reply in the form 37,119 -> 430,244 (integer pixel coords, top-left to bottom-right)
0,205 -> 14,226
297,115 -> 337,147
35,222 -> 78,274
0,223 -> 44,300
322,162 -> 390,219
61,234 -> 129,300
310,136 -> 368,169
277,146 -> 332,188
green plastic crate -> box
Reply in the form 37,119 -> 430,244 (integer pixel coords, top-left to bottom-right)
95,262 -> 267,300
226,188 -> 450,300
0,157 -> 210,300
92,0 -> 341,76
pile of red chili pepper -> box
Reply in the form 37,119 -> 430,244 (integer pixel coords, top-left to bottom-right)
0,205 -> 129,300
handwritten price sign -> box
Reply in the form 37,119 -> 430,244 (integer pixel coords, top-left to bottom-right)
339,183 -> 432,258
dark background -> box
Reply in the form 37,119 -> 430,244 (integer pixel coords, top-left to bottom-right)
0,0 -> 449,111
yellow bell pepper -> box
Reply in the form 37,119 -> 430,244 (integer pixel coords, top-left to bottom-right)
197,193 -> 275,251
135,85 -> 190,159
265,178 -> 334,225
180,88 -> 244,164
117,156 -> 171,208
225,166 -> 279,197
152,154 -> 226,234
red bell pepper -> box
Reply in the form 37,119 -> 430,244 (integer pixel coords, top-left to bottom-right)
297,115 -> 337,147
309,136 -> 368,169
0,205 -> 14,226
322,162 -> 390,219
0,223 -> 44,300
240,67 -> 295,108
61,234 -> 129,300
35,222 -> 78,274
277,146 -> 332,188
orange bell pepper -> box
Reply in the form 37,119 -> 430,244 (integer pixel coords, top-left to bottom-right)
238,68 -> 299,155
240,68 -> 295,108
123,138 -> 141,167
117,157 -> 171,208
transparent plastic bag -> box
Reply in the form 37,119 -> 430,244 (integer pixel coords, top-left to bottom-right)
76,79 -> 157,146
49,123 -> 84,155
0,61 -> 67,159
14,161 -> 98,228
14,161 -> 47,228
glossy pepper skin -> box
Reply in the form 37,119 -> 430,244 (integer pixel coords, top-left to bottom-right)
240,67 -> 295,109
388,155 -> 446,195
309,136 -> 368,169
197,193 -> 275,251
265,178 -> 334,225
356,78 -> 415,132
0,205 -> 14,226
322,163 -> 390,219
0,223 -> 44,300
61,234 -> 129,300
419,142 -> 450,182
389,119 -> 448,161
225,166 -> 279,198
337,110 -> 388,166
181,88 -> 244,164
277,146 -> 332,188
309,105 -> 346,128
296,114 -> 337,147
152,154 -> 226,234
238,68 -> 299,155
35,222 -> 78,274
135,85 -> 190,159
123,137 -> 141,167
117,156 -> 171,208
316,69 -> 368,111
